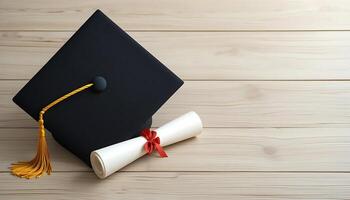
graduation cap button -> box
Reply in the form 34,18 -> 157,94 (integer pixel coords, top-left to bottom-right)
92,76 -> 107,92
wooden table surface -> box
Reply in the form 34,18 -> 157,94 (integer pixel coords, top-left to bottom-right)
1,0 -> 350,199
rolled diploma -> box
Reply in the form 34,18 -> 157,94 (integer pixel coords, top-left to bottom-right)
90,111 -> 203,179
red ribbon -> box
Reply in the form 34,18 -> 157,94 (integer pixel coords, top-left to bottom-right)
141,129 -> 168,157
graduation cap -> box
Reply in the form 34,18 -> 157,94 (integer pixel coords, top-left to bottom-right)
11,10 -> 183,179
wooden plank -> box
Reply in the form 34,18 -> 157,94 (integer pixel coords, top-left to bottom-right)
1,80 -> 350,128
1,0 -> 350,31
1,128 -> 350,172
2,31 -> 350,80
1,172 -> 350,199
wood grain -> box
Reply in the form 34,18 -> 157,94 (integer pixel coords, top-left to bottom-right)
2,31 -> 350,80
1,0 -> 350,199
1,80 -> 350,128
1,128 -> 350,172
1,172 -> 350,200
1,0 -> 350,31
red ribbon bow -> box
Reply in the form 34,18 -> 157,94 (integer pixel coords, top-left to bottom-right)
141,129 -> 168,157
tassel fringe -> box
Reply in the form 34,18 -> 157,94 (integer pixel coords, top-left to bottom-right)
10,119 -> 52,179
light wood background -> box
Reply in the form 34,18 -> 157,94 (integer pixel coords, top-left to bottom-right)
1,0 -> 350,199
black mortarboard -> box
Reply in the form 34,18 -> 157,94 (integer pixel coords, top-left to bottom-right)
11,10 -> 183,178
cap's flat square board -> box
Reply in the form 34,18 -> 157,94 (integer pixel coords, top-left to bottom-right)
13,10 -> 184,166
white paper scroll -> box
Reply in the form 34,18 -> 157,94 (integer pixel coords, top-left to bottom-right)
90,111 -> 203,179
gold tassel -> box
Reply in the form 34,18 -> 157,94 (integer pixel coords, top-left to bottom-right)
10,83 -> 93,179
10,115 -> 51,179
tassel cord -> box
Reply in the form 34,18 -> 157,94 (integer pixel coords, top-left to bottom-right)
10,83 -> 94,179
